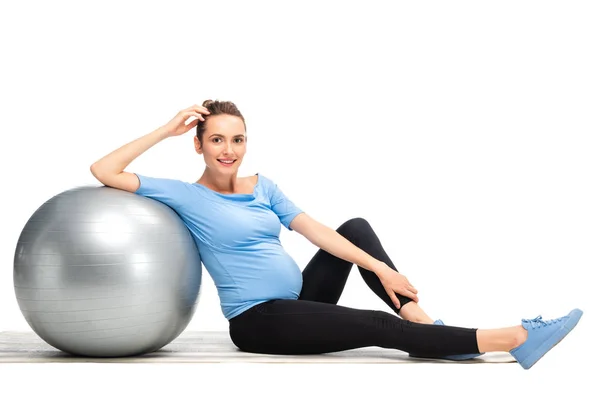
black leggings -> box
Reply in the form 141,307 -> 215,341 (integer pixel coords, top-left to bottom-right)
229,217 -> 480,357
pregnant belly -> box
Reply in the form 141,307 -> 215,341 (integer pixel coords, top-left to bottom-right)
243,252 -> 303,297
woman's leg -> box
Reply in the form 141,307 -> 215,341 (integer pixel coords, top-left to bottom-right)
229,299 -> 483,356
299,217 -> 432,323
229,299 -> 583,369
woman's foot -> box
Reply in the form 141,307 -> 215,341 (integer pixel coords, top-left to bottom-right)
509,308 -> 583,370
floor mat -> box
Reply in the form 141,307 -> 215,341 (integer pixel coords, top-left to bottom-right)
0,331 -> 515,364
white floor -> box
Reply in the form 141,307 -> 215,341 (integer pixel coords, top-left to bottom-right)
0,330 -> 516,364
0,361 -> 594,399
0,329 -> 594,399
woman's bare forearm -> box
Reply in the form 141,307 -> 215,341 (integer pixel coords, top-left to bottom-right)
90,126 -> 170,177
90,105 -> 207,178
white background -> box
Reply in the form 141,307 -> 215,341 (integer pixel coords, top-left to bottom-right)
0,0 -> 597,398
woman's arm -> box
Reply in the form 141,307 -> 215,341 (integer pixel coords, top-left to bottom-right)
90,105 -> 209,192
290,213 -> 386,275
290,213 -> 419,305
90,127 -> 170,192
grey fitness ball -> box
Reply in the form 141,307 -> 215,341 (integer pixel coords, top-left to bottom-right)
13,185 -> 202,357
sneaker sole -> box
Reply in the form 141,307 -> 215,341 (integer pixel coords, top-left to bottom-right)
518,308 -> 583,370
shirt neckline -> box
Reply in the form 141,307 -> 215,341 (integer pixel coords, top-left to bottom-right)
192,173 -> 260,199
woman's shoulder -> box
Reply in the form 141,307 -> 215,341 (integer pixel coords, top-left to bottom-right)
247,173 -> 259,185
252,172 -> 275,187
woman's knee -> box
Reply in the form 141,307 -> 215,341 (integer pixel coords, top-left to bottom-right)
337,217 -> 374,241
338,217 -> 372,233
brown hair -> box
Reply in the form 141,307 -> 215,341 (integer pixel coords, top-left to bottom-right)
196,99 -> 247,146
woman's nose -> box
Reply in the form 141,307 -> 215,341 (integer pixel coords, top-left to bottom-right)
224,142 -> 235,154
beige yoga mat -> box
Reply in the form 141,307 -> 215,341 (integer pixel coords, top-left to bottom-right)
0,330 -> 516,364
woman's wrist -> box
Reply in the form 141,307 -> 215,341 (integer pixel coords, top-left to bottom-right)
156,125 -> 173,139
368,259 -> 387,277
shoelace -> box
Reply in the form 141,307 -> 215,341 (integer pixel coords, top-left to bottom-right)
522,315 -> 566,330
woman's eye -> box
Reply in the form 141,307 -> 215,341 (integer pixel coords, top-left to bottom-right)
213,138 -> 244,143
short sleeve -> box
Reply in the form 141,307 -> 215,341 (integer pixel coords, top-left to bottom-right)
134,173 -> 191,210
264,176 -> 304,231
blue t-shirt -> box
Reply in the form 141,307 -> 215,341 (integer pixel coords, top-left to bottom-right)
134,172 -> 305,320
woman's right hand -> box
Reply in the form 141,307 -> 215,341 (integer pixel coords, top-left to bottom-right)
162,104 -> 211,137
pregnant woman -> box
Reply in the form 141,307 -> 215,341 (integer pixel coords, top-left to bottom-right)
90,100 -> 583,370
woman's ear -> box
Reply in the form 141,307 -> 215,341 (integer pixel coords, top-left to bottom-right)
194,136 -> 203,154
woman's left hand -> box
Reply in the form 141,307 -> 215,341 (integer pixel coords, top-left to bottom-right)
375,263 -> 419,309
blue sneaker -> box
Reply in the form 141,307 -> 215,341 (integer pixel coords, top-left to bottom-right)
510,308 -> 583,370
409,319 -> 485,360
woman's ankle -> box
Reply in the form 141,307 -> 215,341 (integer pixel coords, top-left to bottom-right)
398,302 -> 435,324
477,326 -> 528,353
512,326 -> 528,350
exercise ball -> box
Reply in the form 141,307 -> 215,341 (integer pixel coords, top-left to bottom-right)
13,185 -> 202,357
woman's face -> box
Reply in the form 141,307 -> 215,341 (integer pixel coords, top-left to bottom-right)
195,114 -> 247,174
